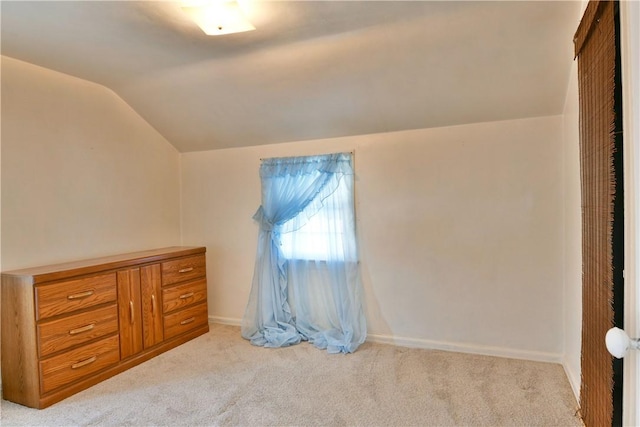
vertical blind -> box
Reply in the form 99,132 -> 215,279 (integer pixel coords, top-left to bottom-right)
574,1 -> 618,426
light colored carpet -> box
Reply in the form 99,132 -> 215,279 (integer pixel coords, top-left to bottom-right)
1,323 -> 582,426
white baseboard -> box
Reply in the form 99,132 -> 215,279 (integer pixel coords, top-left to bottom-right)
366,333 -> 563,364
209,315 -> 242,326
207,316 -> 562,364
561,356 -> 581,403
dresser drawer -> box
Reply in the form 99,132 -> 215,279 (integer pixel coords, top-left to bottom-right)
40,334 -> 120,394
163,302 -> 208,340
37,304 -> 118,358
162,255 -> 206,286
36,273 -> 117,320
162,278 -> 207,314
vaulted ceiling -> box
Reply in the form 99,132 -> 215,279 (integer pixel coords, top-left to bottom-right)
1,1 -> 580,152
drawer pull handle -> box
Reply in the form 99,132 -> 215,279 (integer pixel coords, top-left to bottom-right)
179,292 -> 194,300
129,301 -> 134,324
67,290 -> 94,300
69,323 -> 96,335
178,267 -> 194,273
71,356 -> 97,369
151,294 -> 156,315
180,317 -> 196,326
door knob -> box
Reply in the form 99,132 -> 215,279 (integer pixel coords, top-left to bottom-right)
605,327 -> 640,358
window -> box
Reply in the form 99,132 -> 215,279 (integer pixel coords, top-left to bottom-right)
279,174 -> 353,261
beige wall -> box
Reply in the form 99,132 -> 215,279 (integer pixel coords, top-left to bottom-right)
0,51 -> 581,369
1,56 -> 182,270
182,115 -> 566,360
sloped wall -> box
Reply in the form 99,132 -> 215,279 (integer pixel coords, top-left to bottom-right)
1,56 -> 182,270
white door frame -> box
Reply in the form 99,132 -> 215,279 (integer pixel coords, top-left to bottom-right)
620,1 -> 639,426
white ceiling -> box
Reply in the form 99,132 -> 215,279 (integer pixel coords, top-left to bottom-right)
1,1 -> 580,152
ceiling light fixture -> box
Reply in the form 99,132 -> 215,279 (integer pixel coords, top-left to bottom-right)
181,0 -> 255,36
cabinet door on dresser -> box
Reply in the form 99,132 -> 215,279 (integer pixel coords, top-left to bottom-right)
117,264 -> 164,359
140,264 -> 163,349
117,268 -> 144,359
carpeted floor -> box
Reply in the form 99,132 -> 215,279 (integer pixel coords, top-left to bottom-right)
1,323 -> 582,426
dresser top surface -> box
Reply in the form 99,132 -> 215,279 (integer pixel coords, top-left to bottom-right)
2,246 -> 206,284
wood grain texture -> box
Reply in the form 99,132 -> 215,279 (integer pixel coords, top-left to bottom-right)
35,273 -> 116,320
163,302 -> 209,340
39,334 -> 120,394
162,278 -> 207,314
37,304 -> 118,358
141,264 -> 163,349
37,324 -> 209,409
117,268 -> 143,360
1,275 -> 41,407
161,254 -> 206,286
1,246 -> 208,409
3,247 -> 205,284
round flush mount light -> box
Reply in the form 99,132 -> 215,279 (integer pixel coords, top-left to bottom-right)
181,0 -> 255,36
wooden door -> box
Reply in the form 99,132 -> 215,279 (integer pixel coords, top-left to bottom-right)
117,268 -> 143,359
141,264 -> 163,349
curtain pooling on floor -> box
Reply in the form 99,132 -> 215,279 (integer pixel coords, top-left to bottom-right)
241,152 -> 366,354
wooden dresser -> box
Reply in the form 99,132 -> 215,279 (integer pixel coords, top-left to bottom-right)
1,246 -> 209,409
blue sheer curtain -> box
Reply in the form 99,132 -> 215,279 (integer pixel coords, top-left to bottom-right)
241,153 -> 366,353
